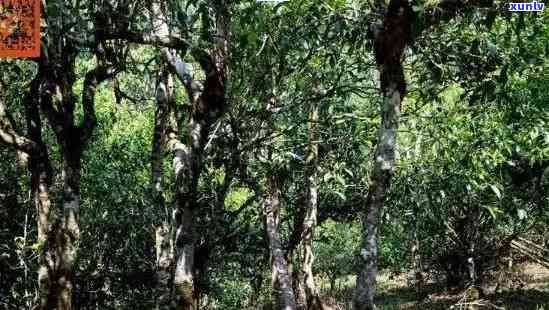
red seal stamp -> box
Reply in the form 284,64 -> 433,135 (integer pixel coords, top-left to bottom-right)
0,0 -> 40,58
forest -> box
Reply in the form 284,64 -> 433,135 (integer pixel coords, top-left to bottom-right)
0,0 -> 548,309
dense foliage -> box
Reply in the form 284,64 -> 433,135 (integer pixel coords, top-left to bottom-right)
0,0 -> 547,310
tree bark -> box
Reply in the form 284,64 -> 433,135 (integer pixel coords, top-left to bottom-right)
411,220 -> 424,299
48,147 -> 82,310
466,205 -> 480,287
0,4 -> 115,308
153,65 -> 176,309
294,266 -> 307,310
301,99 -> 323,310
37,38 -> 113,309
169,2 -> 230,308
24,79 -> 57,310
354,1 -> 411,309
264,174 -> 298,310
102,1 -> 231,304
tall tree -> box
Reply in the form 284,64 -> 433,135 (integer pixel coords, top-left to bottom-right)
0,3 -> 118,307
354,0 -> 412,309
152,1 -> 232,307
152,66 -> 176,309
300,91 -> 323,310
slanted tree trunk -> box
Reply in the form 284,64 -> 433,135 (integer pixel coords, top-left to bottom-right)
354,1 -> 411,309
264,174 -> 298,310
301,99 -> 323,310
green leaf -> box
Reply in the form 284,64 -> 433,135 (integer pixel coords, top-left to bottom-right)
489,184 -> 502,199
334,191 -> 346,200
483,205 -> 501,220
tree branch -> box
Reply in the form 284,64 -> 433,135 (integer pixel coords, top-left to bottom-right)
161,49 -> 202,99
422,0 -> 495,31
103,30 -> 190,50
0,86 -> 38,154
80,61 -> 116,144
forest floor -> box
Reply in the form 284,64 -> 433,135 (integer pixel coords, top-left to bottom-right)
377,263 -> 549,310
322,263 -> 549,310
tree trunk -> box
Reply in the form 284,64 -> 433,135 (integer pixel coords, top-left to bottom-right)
301,99 -> 323,310
466,206 -> 480,287
411,222 -> 424,299
31,150 -> 55,310
166,2 -> 230,307
249,273 -> 264,308
18,78 -> 56,309
354,1 -> 411,309
153,68 -> 175,309
173,197 -> 196,310
47,148 -> 82,310
0,6 -> 114,308
264,174 -> 298,310
294,265 -> 307,310
38,39 -> 112,309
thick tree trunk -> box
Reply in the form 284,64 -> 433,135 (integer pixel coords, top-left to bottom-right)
31,152 -> 54,310
355,179 -> 385,310
47,149 -> 82,310
21,79 -> 58,310
170,107 -> 206,309
173,199 -> 196,310
166,2 -> 230,307
37,41 -> 111,309
294,266 -> 307,310
301,100 -> 323,310
264,175 -> 298,310
354,1 -> 411,309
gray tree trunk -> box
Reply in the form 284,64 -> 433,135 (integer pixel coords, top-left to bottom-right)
153,68 -> 176,309
466,205 -> 480,287
265,175 -> 298,310
51,149 -> 83,310
411,221 -> 424,299
301,99 -> 323,310
146,1 -> 231,307
354,0 -> 411,309
170,2 -> 230,307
